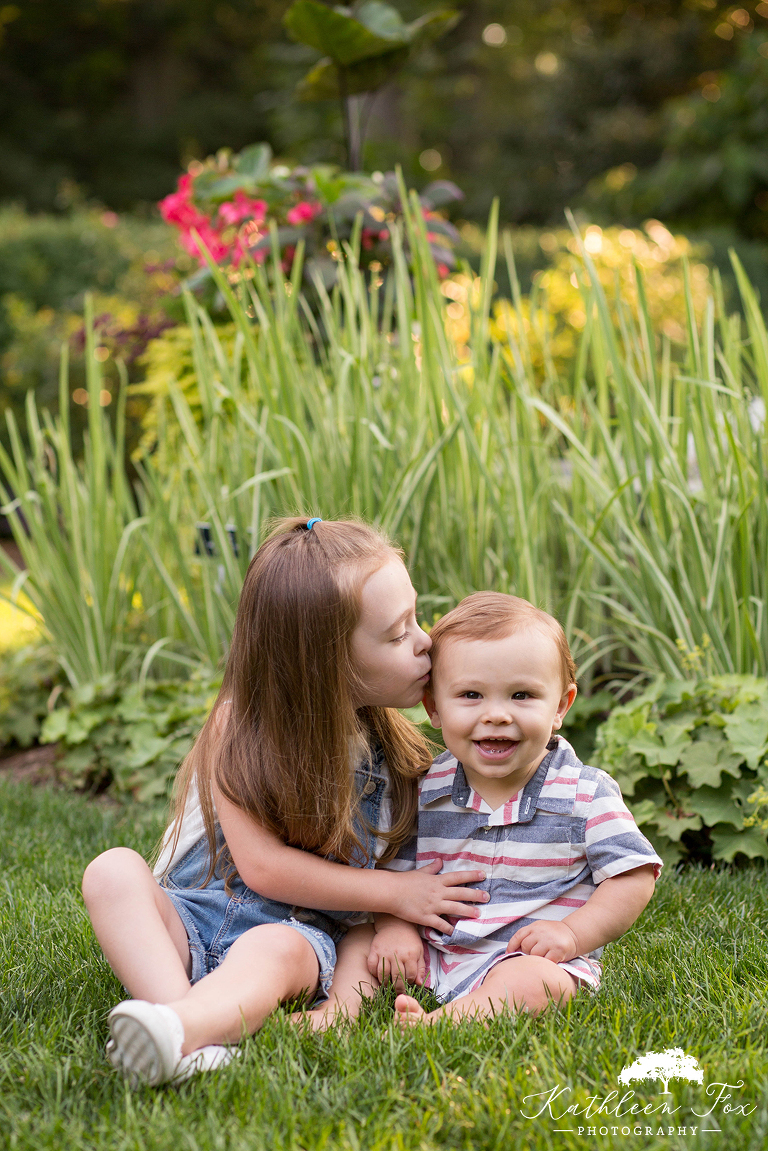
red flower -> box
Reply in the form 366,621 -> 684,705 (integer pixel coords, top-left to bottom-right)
287,200 -> 319,225
158,174 -> 206,229
219,192 -> 268,227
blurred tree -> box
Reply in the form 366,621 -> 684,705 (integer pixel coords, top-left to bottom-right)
587,28 -> 768,238
0,0 -> 751,227
376,0 -> 741,223
0,0 -> 296,208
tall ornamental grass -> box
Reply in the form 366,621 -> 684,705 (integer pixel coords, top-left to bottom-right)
1,191 -> 766,688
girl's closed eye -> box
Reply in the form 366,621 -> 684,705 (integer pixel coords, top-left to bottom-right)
392,631 -> 409,643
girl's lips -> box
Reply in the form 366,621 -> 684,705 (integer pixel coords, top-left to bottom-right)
475,738 -> 518,759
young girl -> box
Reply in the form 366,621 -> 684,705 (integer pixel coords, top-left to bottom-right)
82,517 -> 488,1085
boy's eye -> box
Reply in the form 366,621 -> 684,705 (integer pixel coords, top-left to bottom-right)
512,691 -> 530,701
462,691 -> 481,700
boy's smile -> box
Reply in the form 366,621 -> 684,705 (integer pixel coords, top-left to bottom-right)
424,627 -> 576,810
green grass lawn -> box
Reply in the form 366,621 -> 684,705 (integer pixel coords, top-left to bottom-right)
1,776 -> 767,1151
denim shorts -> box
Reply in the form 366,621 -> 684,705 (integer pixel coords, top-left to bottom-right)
160,833 -> 340,1002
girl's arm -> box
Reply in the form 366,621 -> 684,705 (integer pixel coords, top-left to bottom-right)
215,785 -> 489,933
506,864 -> 657,962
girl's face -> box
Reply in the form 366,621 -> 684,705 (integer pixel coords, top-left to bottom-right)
351,557 -> 432,708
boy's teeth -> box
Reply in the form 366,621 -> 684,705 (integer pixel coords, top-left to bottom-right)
477,739 -> 515,755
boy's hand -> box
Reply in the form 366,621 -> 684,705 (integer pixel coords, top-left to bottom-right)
507,920 -> 579,963
389,860 -> 489,933
368,916 -> 426,988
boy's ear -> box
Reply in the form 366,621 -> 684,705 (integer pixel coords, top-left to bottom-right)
552,683 -> 577,731
422,687 -> 442,729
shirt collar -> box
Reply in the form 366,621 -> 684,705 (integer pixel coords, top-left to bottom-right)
420,742 -> 561,825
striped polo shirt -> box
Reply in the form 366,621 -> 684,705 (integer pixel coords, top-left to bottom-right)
387,736 -> 662,1000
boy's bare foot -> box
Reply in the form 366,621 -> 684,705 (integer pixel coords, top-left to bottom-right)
393,993 -> 430,1027
288,1003 -> 351,1031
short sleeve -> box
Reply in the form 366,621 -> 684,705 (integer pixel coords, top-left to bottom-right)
583,770 -> 663,883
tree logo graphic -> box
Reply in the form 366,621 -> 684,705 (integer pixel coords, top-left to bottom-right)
619,1048 -> 704,1095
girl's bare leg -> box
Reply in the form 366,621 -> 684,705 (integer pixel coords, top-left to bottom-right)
394,955 -> 577,1026
169,923 -> 320,1053
82,848 -> 192,1001
291,923 -> 379,1031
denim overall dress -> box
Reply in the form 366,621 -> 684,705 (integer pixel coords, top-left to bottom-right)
161,747 -> 388,999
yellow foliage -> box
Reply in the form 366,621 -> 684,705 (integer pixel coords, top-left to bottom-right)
442,222 -> 711,384
131,322 -> 239,457
0,585 -> 43,652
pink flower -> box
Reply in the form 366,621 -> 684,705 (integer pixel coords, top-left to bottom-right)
378,229 -> 390,241
219,191 -> 268,227
159,174 -> 204,228
180,220 -> 229,263
437,263 -> 450,280
286,200 -> 319,225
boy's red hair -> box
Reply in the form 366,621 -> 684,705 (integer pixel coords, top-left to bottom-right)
430,592 -> 577,690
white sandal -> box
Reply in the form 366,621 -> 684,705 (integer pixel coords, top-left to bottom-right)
107,1000 -> 236,1087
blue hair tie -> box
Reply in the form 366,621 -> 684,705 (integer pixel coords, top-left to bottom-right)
306,518 -> 322,531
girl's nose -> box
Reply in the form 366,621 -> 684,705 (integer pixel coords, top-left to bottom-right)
415,623 -> 432,654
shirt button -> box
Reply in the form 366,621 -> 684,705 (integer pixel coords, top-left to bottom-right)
363,780 -> 377,796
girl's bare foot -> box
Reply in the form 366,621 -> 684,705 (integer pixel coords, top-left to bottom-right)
394,993 -> 429,1027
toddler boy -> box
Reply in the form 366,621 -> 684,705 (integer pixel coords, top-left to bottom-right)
369,592 -> 662,1024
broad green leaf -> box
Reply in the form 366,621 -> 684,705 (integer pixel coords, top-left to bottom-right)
297,48 -> 408,100
353,1 -> 406,39
40,707 -> 70,743
609,758 -> 650,796
678,729 -> 743,788
721,701 -> 768,770
711,825 -> 768,861
192,174 -> 259,203
650,810 -> 702,842
686,782 -> 745,829
627,726 -> 685,768
626,798 -> 661,826
284,0 -> 405,65
236,143 -> 272,180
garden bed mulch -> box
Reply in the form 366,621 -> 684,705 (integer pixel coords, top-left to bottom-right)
0,742 -> 58,785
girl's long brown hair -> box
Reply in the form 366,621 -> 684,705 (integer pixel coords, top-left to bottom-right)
161,517 -> 432,881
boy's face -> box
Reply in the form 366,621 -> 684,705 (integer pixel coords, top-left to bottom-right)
424,627 -> 576,809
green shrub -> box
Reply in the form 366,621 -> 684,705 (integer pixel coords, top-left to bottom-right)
0,207 -> 185,453
40,672 -> 221,802
594,676 -> 768,866
0,643 -> 61,750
